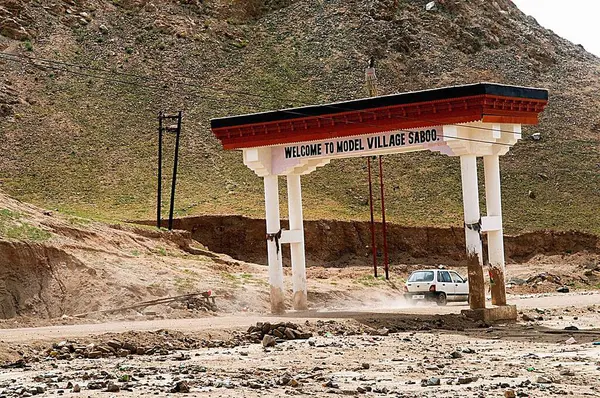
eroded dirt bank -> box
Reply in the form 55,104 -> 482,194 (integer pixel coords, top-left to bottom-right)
144,216 -> 600,266
0,242 -> 88,319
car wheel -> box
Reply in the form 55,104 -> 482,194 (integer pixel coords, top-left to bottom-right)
436,292 -> 447,306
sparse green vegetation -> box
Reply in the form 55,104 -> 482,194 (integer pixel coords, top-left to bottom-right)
23,40 -> 33,51
173,276 -> 196,293
355,275 -> 387,287
0,209 -> 21,219
0,209 -> 52,242
220,271 -> 267,286
68,216 -> 92,226
182,269 -> 198,276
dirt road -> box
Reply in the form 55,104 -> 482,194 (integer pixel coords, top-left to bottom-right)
0,291 -> 598,343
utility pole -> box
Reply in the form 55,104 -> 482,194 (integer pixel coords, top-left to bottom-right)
367,156 -> 377,278
157,111 -> 163,229
168,111 -> 183,231
365,57 -> 389,280
379,156 -> 389,280
157,111 -> 183,231
366,57 -> 378,278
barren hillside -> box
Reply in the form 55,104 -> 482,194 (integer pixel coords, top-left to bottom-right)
0,0 -> 598,233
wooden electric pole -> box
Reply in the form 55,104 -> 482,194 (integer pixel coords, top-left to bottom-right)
157,111 -> 183,231
365,58 -> 389,280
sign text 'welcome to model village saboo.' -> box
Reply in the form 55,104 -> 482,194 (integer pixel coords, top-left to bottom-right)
284,129 -> 440,159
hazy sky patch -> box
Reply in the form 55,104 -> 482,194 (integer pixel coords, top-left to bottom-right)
511,0 -> 600,57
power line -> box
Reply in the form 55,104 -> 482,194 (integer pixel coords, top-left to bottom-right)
0,52 -> 532,137
0,52 -> 311,106
0,52 -> 528,148
0,52 -> 518,148
0,53 -> 269,114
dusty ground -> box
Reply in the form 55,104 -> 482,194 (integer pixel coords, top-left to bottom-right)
1,193 -> 600,397
1,292 -> 600,397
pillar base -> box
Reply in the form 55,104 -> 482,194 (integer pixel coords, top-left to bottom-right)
292,291 -> 308,311
270,285 -> 286,315
489,265 -> 507,306
461,305 -> 517,324
467,253 -> 486,310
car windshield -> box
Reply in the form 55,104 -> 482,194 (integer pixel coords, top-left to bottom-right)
408,271 -> 434,282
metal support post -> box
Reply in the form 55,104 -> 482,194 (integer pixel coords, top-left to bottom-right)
157,111 -> 163,229
379,156 -> 389,280
367,157 -> 377,278
168,111 -> 182,231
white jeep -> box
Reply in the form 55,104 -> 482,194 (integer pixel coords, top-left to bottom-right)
403,269 -> 469,306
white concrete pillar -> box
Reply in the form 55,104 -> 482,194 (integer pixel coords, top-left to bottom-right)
484,155 -> 507,306
287,174 -> 308,310
460,155 -> 486,310
264,175 -> 286,314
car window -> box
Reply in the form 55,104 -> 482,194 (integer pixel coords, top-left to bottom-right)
450,272 -> 465,283
438,271 -> 452,283
408,271 -> 434,282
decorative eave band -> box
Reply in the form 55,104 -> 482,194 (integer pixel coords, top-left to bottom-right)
212,94 -> 546,150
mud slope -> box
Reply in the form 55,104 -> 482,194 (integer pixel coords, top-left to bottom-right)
149,216 -> 600,266
0,192 -> 278,321
0,241 -> 87,318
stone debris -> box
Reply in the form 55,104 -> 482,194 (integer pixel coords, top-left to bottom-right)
172,381 -> 190,393
564,325 -> 579,331
106,381 -> 120,392
261,334 -> 276,348
2,318 -> 600,397
457,376 -> 477,385
450,350 -> 463,359
20,329 -> 253,362
421,377 -> 441,387
536,375 -> 552,384
246,321 -> 313,344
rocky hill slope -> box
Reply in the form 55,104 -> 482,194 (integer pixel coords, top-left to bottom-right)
0,0 -> 598,234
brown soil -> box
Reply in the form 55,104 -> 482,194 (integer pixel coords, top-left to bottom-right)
140,215 -> 600,267
0,241 -> 85,319
0,192 -> 275,322
0,191 -> 599,329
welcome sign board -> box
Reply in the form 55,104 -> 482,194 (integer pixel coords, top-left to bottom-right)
271,126 -> 444,174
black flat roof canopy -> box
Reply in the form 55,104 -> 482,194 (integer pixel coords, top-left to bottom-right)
211,83 -> 549,129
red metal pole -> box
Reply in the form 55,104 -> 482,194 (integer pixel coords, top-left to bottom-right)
367,157 -> 377,278
379,156 -> 389,280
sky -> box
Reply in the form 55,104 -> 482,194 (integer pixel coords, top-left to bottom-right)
511,0 -> 600,57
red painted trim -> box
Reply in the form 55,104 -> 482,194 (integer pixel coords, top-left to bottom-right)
213,94 -> 547,150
